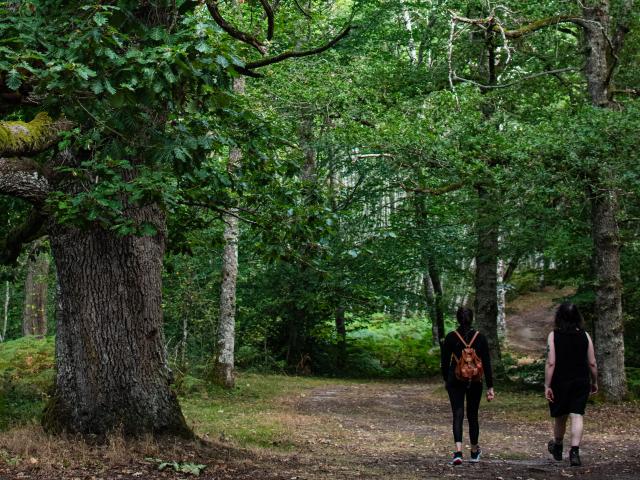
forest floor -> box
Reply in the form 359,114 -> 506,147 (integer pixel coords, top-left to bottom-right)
1,375 -> 638,480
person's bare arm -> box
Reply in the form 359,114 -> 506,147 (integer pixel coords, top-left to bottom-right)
586,332 -> 598,394
544,331 -> 555,402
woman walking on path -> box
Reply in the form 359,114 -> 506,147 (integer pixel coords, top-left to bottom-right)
545,302 -> 598,467
441,307 -> 495,465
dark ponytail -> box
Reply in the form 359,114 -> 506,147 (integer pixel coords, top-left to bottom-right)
456,307 -> 473,334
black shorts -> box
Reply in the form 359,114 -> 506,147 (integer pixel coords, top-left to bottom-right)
549,379 -> 590,417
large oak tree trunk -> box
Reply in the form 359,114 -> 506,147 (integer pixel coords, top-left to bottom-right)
42,204 -> 190,437
22,243 -> 49,337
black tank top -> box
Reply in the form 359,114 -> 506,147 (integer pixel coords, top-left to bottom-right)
552,329 -> 589,384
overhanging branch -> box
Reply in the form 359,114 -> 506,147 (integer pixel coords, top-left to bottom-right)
244,24 -> 351,70
0,113 -> 72,157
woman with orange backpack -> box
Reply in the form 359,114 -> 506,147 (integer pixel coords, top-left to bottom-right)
440,307 -> 495,465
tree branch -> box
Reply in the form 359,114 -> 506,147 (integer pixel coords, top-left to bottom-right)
244,24 -> 351,70
0,113 -> 72,157
0,208 -> 47,266
206,1 -> 268,54
0,157 -> 50,204
450,12 -> 590,38
258,0 -> 275,40
400,181 -> 464,195
611,86 -> 640,97
453,67 -> 578,89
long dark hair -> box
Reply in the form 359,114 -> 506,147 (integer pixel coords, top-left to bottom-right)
554,302 -> 584,332
456,307 -> 474,334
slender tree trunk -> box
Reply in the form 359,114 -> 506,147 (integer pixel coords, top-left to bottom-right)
414,192 -> 445,346
427,258 -> 445,346
581,1 -> 627,400
423,272 -> 438,345
1,280 -> 9,342
22,242 -> 49,337
497,257 -> 506,338
335,306 -> 346,369
474,186 -> 501,370
42,204 -> 190,437
213,76 -> 245,389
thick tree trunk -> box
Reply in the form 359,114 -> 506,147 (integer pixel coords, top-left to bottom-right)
42,204 -> 190,437
474,186 -> 501,370
22,243 -> 49,337
581,1 -> 627,400
213,76 -> 245,389
590,189 -> 626,400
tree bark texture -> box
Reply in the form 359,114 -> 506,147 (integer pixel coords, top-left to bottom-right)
22,245 -> 49,337
213,76 -> 245,389
474,186 -> 502,370
591,189 -> 627,400
42,204 -> 190,437
581,0 -> 628,400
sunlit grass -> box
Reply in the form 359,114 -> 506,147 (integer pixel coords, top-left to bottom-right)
180,373 -> 346,450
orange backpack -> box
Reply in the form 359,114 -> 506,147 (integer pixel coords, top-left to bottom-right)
452,330 -> 484,382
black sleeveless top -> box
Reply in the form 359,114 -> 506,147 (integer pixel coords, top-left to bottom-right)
552,329 -> 589,384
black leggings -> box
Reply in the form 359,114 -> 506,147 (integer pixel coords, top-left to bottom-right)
447,381 -> 483,444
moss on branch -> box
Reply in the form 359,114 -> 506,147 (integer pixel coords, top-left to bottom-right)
0,112 -> 71,157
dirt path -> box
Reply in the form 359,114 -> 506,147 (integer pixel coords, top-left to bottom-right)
505,287 -> 576,357
268,380 -> 640,480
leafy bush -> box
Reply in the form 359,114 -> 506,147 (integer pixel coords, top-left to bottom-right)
307,314 -> 443,378
0,336 -> 55,430
627,367 -> 640,399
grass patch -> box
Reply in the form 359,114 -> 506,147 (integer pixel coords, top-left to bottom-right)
180,373 -> 343,450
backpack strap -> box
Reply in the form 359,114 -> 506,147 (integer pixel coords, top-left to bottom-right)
454,330 -> 480,348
